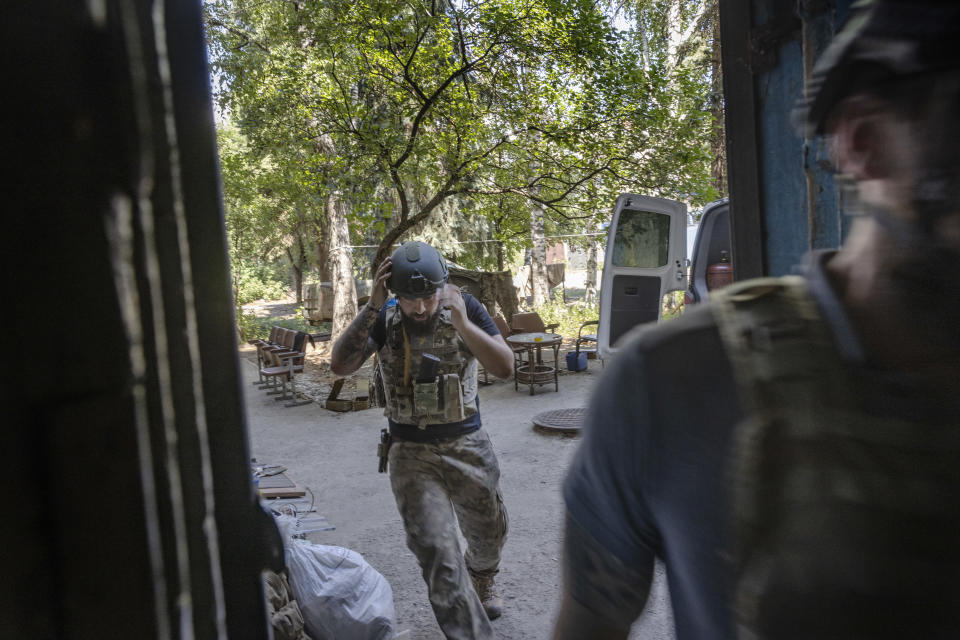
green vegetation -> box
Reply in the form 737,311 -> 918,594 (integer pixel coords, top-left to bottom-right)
233,258 -> 290,305
661,290 -> 686,322
237,310 -> 324,342
205,0 -> 722,335
538,290 -> 600,339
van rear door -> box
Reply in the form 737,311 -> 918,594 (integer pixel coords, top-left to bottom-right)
597,194 -> 687,359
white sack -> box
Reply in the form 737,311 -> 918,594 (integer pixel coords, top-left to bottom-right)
286,539 -> 395,640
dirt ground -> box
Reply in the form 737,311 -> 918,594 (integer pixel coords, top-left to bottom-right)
241,313 -> 675,639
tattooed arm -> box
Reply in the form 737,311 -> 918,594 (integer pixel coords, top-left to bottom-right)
553,512 -> 653,640
330,305 -> 381,376
330,258 -> 391,376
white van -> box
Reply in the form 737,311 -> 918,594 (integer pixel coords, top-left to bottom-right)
596,194 -> 688,359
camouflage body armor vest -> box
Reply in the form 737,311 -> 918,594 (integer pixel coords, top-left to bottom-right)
712,277 -> 960,639
378,305 -> 479,427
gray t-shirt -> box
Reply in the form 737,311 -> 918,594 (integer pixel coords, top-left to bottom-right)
562,252 -> 866,638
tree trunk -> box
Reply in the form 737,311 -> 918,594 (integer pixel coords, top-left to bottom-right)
709,3 -> 727,197
286,246 -> 303,305
328,193 -> 357,341
585,235 -> 598,305
639,20 -> 651,72
666,0 -> 711,72
285,231 -> 309,305
311,138 -> 334,283
298,232 -> 308,303
530,202 -> 548,307
315,212 -> 331,282
667,0 -> 683,70
495,216 -> 504,272
494,165 -> 506,273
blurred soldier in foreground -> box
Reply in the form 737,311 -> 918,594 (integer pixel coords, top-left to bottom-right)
554,1 -> 960,638
331,241 -> 514,639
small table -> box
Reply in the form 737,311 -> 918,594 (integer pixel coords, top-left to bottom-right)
506,332 -> 562,395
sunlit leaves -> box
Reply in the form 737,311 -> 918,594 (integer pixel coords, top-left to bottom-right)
205,0 -> 718,271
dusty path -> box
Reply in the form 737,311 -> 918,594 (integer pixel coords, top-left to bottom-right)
241,349 -> 676,639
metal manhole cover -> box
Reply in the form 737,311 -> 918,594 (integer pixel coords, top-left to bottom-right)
532,407 -> 586,434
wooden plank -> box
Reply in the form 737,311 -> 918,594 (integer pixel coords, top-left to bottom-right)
259,484 -> 306,499
257,472 -> 307,498
327,378 -> 345,402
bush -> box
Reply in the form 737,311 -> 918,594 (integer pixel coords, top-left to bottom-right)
661,290 -> 686,322
234,260 -> 290,305
534,289 -> 599,338
237,310 -> 321,342
521,289 -> 685,346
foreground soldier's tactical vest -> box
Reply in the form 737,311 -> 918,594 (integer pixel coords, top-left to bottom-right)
378,305 -> 479,427
712,277 -> 960,639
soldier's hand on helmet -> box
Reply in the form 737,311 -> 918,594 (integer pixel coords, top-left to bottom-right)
368,258 -> 392,310
441,283 -> 467,329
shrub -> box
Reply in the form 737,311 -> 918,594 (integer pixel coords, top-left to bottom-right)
234,259 -> 290,305
524,289 -> 686,344
237,310 -> 321,342
661,290 -> 686,322
534,289 -> 599,338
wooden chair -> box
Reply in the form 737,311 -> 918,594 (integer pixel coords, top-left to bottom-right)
255,329 -> 299,388
495,314 -> 543,382
493,315 -> 524,370
509,311 -> 558,370
259,331 -> 312,407
259,356 -> 309,407
258,329 -> 297,396
478,315 -> 515,384
248,325 -> 282,349
493,315 -> 512,339
256,328 -> 296,385
510,311 -> 559,335
250,326 -> 284,386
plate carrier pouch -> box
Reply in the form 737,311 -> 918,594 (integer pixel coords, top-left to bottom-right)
712,276 -> 960,640
378,305 -> 477,427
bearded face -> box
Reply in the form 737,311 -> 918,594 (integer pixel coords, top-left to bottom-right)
397,290 -> 442,337
401,306 -> 441,338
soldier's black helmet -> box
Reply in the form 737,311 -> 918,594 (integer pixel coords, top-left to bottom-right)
799,0 -> 960,134
387,241 -> 449,299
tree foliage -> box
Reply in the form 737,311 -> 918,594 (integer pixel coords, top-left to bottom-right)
205,0 -> 719,286
218,124 -> 297,305
616,0 -> 725,218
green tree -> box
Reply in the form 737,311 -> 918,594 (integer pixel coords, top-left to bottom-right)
206,0 -> 718,331
617,0 -> 725,211
218,125 -> 286,306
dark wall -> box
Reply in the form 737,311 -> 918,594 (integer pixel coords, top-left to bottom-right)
720,0 -> 856,278
2,2 -> 279,638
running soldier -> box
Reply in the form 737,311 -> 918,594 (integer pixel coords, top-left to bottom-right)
331,241 -> 514,640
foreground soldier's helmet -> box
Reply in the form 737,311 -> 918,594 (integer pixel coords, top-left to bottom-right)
388,241 -> 449,299
799,0 -> 960,134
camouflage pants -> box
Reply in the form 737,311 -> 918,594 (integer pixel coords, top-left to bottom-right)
389,428 -> 509,640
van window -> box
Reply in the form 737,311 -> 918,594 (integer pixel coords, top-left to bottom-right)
612,209 -> 671,268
